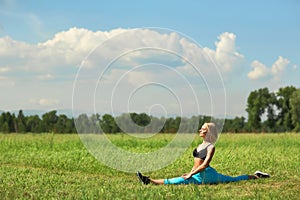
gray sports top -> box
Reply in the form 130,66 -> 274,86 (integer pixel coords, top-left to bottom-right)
193,142 -> 213,160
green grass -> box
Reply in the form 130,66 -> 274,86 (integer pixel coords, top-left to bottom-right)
0,133 -> 299,199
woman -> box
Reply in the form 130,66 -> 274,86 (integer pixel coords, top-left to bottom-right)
137,122 -> 270,185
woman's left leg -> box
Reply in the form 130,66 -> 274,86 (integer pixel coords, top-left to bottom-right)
201,166 -> 250,184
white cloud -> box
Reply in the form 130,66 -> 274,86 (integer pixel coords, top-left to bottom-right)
0,36 -> 31,57
248,56 -> 290,81
0,28 -> 243,79
0,27 -> 294,117
177,32 -> 244,80
40,27 -> 128,62
37,73 -> 54,80
271,56 -> 290,80
214,32 -> 244,72
0,66 -> 10,73
0,28 -> 236,115
205,32 -> 244,72
127,70 -> 152,86
29,98 -> 59,106
248,60 -> 270,80
0,27 -> 128,75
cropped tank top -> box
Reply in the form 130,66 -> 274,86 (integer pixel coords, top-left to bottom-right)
193,142 -> 213,160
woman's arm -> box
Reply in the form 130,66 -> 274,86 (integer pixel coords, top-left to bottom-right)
182,146 -> 215,179
189,160 -> 199,173
190,166 -> 196,173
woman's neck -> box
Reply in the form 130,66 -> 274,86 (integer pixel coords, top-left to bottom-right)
202,140 -> 211,144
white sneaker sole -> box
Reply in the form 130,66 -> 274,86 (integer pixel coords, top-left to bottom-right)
255,171 -> 270,178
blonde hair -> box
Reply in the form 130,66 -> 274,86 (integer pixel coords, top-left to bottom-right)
204,122 -> 219,144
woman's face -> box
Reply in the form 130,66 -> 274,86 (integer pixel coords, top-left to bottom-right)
199,124 -> 208,137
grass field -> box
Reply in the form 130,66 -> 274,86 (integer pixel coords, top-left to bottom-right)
0,133 -> 299,199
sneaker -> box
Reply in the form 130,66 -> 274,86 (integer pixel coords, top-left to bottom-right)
136,171 -> 150,185
255,171 -> 270,178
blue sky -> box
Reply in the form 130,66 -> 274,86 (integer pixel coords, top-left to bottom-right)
0,0 -> 299,117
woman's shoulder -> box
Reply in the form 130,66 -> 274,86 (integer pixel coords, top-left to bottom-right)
207,143 -> 215,150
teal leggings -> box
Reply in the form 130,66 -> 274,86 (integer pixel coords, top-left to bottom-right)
164,166 -> 249,185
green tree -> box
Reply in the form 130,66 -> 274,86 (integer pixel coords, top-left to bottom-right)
290,89 -> 300,132
54,114 -> 69,133
15,110 -> 26,133
0,122 -> 9,133
42,110 -> 58,133
129,112 -> 151,128
0,112 -> 16,133
246,88 -> 274,132
163,118 -> 173,133
0,113 -> 4,132
26,115 -> 44,133
147,116 -> 165,133
138,113 -> 151,127
224,117 -> 246,133
263,92 -> 277,132
162,117 -> 181,133
100,114 -> 119,133
89,114 -> 101,133
276,86 -> 297,132
76,113 -> 91,133
65,117 -> 76,133
246,89 -> 264,132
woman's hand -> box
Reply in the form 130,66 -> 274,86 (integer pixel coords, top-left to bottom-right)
181,173 -> 192,180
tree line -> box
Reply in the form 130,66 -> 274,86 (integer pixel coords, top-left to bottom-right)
1,86 -> 299,133
0,110 -> 217,134
0,110 -> 76,133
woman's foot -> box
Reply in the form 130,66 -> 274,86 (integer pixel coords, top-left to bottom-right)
136,171 -> 150,185
254,171 -> 270,178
